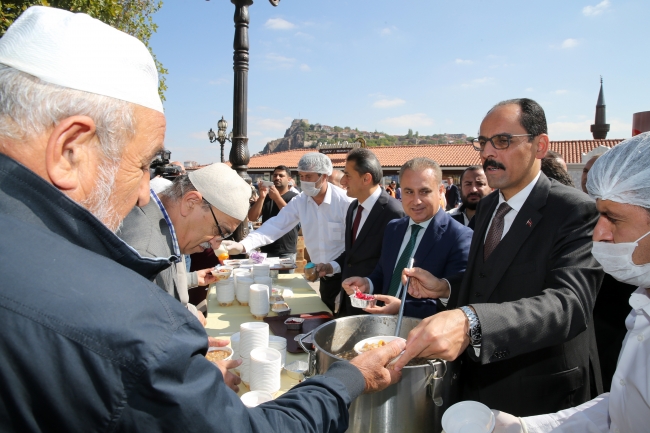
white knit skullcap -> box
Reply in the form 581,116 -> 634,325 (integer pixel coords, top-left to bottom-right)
0,6 -> 163,113
188,164 -> 251,221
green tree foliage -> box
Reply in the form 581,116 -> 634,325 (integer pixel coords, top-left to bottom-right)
407,128 -> 413,139
0,0 -> 167,101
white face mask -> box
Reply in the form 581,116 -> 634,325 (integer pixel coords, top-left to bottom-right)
591,230 -> 650,287
301,175 -> 325,197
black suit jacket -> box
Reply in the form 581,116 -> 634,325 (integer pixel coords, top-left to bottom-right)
448,173 -> 604,416
450,205 -> 476,230
335,189 -> 405,316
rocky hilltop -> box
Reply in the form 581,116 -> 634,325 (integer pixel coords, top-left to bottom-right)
262,119 -> 308,154
260,119 -> 468,154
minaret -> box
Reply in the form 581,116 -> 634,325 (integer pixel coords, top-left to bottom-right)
591,76 -> 610,139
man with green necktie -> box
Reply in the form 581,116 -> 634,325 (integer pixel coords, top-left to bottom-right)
342,157 -> 472,319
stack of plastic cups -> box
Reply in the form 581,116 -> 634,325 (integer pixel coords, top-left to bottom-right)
233,268 -> 251,284
239,322 -> 269,387
249,284 -> 270,319
268,335 -> 287,367
236,276 -> 254,306
250,347 -> 282,395
216,277 -> 235,306
252,263 -> 270,278
254,276 -> 273,291
230,332 -> 241,374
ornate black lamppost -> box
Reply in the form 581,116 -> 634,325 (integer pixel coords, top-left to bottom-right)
207,0 -> 280,240
207,0 -> 280,179
208,116 -> 233,163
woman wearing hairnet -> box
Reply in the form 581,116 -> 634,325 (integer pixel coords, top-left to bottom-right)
493,132 -> 650,433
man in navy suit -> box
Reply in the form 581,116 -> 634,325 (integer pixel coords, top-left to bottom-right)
315,148 -> 405,316
342,157 -> 472,319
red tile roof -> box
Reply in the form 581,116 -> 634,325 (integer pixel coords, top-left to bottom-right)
243,139 -> 624,170
548,139 -> 623,164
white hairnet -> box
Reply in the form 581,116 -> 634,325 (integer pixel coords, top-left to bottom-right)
297,152 -> 333,175
587,132 -> 650,207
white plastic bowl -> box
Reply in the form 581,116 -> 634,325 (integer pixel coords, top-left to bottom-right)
206,346 -> 233,362
353,336 -> 405,355
241,390 -> 274,407
441,401 -> 495,433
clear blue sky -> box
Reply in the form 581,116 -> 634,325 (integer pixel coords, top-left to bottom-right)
150,0 -> 650,164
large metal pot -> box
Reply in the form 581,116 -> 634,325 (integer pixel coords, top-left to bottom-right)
298,315 -> 459,433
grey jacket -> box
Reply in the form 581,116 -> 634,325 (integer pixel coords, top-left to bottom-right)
0,153 -> 366,432
117,197 -> 200,315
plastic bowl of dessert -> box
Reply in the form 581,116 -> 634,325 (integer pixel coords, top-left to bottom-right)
211,266 -> 233,280
271,302 -> 291,316
205,346 -> 233,363
284,317 -> 304,331
353,336 -> 406,355
349,290 -> 376,309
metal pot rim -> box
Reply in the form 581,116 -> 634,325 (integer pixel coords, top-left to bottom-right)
310,314 -> 429,369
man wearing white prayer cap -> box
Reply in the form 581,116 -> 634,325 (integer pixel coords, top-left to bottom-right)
493,132 -> 650,433
224,152 -> 354,312
0,6 -> 405,432
117,164 -> 248,328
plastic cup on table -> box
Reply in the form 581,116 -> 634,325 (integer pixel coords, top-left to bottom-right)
239,322 -> 269,359
441,401 -> 495,433
249,347 -> 282,395
268,335 -> 287,367
249,284 -> 270,319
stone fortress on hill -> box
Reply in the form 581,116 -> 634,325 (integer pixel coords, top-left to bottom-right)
260,119 -> 468,154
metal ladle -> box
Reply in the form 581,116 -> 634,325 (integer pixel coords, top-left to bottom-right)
394,257 -> 415,337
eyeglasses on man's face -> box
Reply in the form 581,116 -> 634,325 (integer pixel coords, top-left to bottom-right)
207,204 -> 232,240
473,133 -> 533,151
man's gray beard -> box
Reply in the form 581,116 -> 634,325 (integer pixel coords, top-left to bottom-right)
80,162 -> 123,233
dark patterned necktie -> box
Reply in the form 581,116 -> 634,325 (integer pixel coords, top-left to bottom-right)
387,224 -> 422,297
484,202 -> 512,261
351,205 -> 364,244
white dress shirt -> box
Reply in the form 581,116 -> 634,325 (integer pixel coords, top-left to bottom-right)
241,183 -> 353,274
367,210 -> 436,296
351,186 -> 382,238
484,171 -> 540,242
523,287 -> 650,433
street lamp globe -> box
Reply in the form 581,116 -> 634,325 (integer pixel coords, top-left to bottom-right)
208,128 -> 216,143
217,116 -> 228,136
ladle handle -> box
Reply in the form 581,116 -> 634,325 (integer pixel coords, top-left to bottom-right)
394,257 -> 415,337
426,359 -> 447,407
297,331 -> 317,378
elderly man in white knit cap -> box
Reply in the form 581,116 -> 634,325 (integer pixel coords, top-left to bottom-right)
489,132 -> 650,433
224,152 -> 354,312
117,164 -> 247,323
0,6 -> 404,433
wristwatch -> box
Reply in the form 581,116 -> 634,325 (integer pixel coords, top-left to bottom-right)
459,306 -> 482,346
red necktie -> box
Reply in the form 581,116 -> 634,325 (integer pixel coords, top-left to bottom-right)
351,205 -> 364,244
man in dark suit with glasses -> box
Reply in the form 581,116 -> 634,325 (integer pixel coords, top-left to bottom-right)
395,98 -> 603,416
